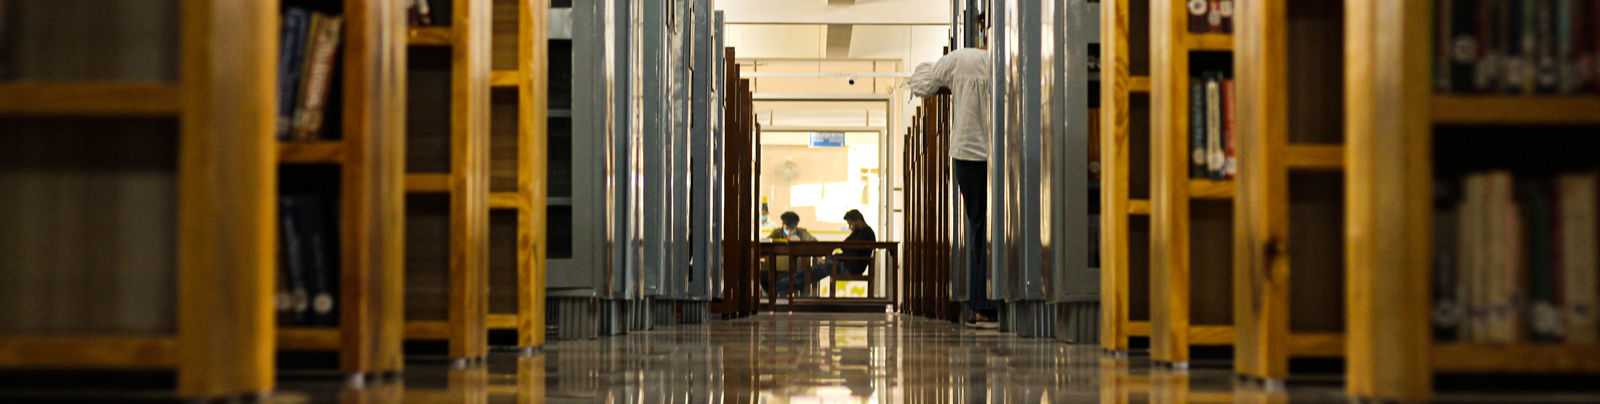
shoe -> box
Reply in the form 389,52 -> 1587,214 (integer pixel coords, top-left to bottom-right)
975,321 -> 1000,329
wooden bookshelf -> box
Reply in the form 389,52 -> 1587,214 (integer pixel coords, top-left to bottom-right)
0,0 -> 276,399
1231,0 -> 1349,382
484,0 -> 550,350
1346,0 -> 1600,401
272,0 -> 409,380
403,0 -> 493,361
1100,0 -> 1155,352
1148,0 -> 1237,365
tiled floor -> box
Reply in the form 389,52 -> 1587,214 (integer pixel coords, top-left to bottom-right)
268,313 -> 1597,403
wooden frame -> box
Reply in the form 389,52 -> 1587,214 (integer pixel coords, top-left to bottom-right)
404,0 -> 493,360
1231,0 -> 1349,381
0,0 -> 277,398
1100,0 -> 1155,352
1345,0 -> 1600,400
1149,0 -> 1237,365
712,52 -> 760,318
274,0 -> 409,378
483,0 -> 549,350
902,92 -> 960,322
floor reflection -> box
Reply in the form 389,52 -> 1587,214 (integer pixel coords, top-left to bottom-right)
275,313 -> 1355,404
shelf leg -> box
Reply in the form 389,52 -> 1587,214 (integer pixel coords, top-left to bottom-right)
450,358 -> 472,369
1261,378 -> 1287,392
345,373 -> 368,389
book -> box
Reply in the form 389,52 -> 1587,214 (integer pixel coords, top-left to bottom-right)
1204,72 -> 1224,180
292,14 -> 344,141
1558,173 -> 1599,343
1216,0 -> 1234,34
409,0 -> 434,27
1448,0 -> 1480,92
1222,78 -> 1236,178
1536,0 -> 1560,93
279,197 -> 312,325
1462,173 -> 1487,341
277,8 -> 312,141
1188,0 -> 1210,33
297,195 -> 338,327
1475,0 -> 1502,92
1522,178 -> 1559,341
0,0 -> 14,81
1486,171 -> 1521,343
1190,78 -> 1206,178
1089,108 -> 1101,181
1435,179 -> 1462,341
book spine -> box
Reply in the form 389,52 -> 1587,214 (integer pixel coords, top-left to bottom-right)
277,9 -> 311,141
1089,108 -> 1101,181
1223,78 -> 1236,179
1475,0 -> 1498,92
1556,0 -> 1577,93
1208,0 -> 1224,33
1435,179 -> 1462,342
1524,178 -> 1559,341
1191,78 -> 1206,178
1205,73 -> 1223,180
1464,173 -> 1487,341
1523,0 -> 1540,93
1536,0 -> 1560,93
0,0 -> 13,81
1218,0 -> 1234,34
1451,0 -> 1480,92
279,197 -> 312,326
295,16 -> 344,141
1188,0 -> 1210,33
1439,0 -> 1455,91
1560,173 -> 1599,343
301,196 -> 338,327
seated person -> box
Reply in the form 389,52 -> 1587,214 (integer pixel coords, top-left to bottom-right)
772,209 -> 877,297
767,211 -> 817,241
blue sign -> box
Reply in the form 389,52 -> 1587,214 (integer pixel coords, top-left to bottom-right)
809,132 -> 846,148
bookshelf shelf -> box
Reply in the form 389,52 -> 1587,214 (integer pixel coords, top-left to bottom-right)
1189,325 -> 1235,345
1129,76 -> 1152,93
1285,144 -> 1345,170
401,0 -> 493,360
487,314 -> 519,330
0,2 -> 277,398
0,83 -> 180,116
1148,0 -> 1239,365
1431,344 -> 1600,373
408,27 -> 455,46
270,0 -> 408,379
1187,33 -> 1235,51
1343,1 -> 1600,401
1128,199 -> 1151,215
277,141 -> 346,164
1100,0 -> 1158,353
0,336 -> 177,369
1232,0 -> 1348,381
405,173 -> 453,193
404,320 -> 451,340
1431,95 -> 1600,125
488,191 -> 523,209
1188,179 -> 1234,199
1289,333 -> 1345,357
490,70 -> 521,87
482,0 -> 549,349
277,327 -> 342,351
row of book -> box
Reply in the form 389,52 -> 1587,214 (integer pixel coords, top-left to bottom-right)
278,195 -> 340,327
1187,0 -> 1234,34
1433,170 -> 1600,344
278,8 -> 344,142
1436,0 -> 1600,94
1189,71 -> 1236,180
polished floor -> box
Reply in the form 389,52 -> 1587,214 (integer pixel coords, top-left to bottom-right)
268,313 -> 1597,404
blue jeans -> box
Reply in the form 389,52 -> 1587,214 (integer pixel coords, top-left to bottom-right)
954,159 -> 999,315
773,256 -> 864,297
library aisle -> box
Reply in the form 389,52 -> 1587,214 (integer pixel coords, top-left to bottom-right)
258,313 -> 1588,403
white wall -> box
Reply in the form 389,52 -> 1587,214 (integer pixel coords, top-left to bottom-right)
716,0 -> 951,25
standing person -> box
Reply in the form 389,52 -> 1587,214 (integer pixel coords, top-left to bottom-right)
909,47 -> 999,327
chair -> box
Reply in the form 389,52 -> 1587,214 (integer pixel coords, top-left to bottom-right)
824,253 -> 875,299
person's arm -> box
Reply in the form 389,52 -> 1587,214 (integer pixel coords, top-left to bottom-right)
908,52 -> 959,97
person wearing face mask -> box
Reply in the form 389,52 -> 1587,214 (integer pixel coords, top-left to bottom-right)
766,211 -> 817,242
771,210 -> 876,297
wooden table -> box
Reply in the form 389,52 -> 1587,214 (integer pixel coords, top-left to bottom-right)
757,241 -> 900,312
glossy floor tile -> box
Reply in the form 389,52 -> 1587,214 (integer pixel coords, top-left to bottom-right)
270,313 -> 1595,403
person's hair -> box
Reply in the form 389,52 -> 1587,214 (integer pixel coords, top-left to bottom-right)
843,209 -> 865,223
780,212 -> 800,227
